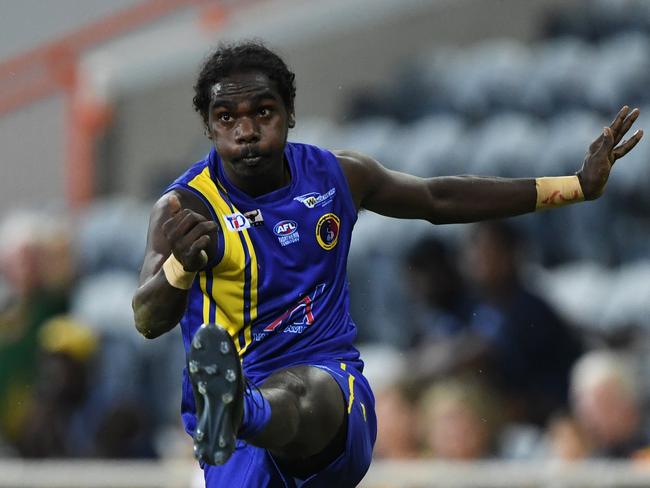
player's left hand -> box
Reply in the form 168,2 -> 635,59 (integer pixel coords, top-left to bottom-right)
577,106 -> 643,200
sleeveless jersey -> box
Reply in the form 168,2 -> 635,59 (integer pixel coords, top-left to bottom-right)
164,142 -> 362,434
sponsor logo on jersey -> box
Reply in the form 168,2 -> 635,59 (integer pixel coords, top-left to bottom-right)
293,187 -> 336,208
223,212 -> 251,232
315,213 -> 340,250
252,283 -> 327,342
244,208 -> 264,227
273,220 -> 300,246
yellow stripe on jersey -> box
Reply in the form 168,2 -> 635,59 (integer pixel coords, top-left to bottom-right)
214,174 -> 259,337
199,271 -> 210,324
187,167 -> 259,356
238,226 -> 258,355
218,177 -> 258,355
189,168 -> 240,338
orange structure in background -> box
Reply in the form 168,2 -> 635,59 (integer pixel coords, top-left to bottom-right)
0,0 -> 233,207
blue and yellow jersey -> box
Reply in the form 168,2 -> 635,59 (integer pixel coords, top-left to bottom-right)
165,142 -> 362,434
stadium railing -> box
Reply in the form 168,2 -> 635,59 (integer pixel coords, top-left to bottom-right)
3,459 -> 650,488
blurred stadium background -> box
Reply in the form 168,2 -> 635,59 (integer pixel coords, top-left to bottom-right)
2,0 -> 650,486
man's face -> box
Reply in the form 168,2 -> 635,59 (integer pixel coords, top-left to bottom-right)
575,378 -> 639,447
207,71 -> 294,181
463,229 -> 515,290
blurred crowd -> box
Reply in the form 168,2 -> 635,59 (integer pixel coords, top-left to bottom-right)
343,0 -> 650,464
2,204 -> 649,465
1,0 -> 650,467
364,221 -> 650,463
0,202 -> 187,460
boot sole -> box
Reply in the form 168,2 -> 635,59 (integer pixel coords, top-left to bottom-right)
188,323 -> 242,465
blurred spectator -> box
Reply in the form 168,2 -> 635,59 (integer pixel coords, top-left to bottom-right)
402,236 -> 490,381
418,377 -> 502,460
15,315 -> 156,459
16,315 -> 98,457
569,349 -> 650,459
545,414 -> 590,461
362,346 -> 420,460
403,236 -> 472,343
374,383 -> 420,460
0,204 -> 172,460
0,212 -> 74,443
93,403 -> 156,459
462,221 -> 583,426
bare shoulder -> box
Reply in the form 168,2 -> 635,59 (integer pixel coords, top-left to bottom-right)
141,188 -> 217,284
145,187 -> 215,258
333,150 -> 385,209
150,188 -> 212,222
150,191 -> 176,217
333,149 -> 378,169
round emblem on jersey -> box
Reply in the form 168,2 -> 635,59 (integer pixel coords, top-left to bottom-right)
315,213 -> 340,250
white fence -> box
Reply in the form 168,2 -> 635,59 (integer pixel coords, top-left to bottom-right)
3,460 -> 650,488
362,460 -> 650,487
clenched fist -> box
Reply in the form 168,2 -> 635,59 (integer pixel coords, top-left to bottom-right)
161,194 -> 218,272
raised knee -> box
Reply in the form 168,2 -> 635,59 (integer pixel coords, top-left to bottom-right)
263,366 -> 345,456
296,368 -> 345,448
260,370 -> 309,445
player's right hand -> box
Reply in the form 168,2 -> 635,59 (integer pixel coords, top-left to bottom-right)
161,194 -> 218,272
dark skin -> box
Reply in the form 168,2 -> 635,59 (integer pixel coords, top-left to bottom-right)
132,71 -> 643,475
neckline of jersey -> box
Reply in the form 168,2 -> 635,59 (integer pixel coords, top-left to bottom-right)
209,144 -> 298,205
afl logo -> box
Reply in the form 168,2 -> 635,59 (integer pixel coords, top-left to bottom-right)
315,213 -> 340,250
273,220 -> 298,236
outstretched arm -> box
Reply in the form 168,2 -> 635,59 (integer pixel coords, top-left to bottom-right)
132,190 -> 218,339
338,106 -> 642,224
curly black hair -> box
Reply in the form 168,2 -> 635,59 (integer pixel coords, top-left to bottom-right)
193,41 -> 296,127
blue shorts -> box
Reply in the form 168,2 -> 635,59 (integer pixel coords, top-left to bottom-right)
203,360 -> 377,488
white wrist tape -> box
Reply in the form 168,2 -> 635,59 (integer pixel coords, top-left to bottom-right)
162,254 -> 197,290
535,176 -> 584,210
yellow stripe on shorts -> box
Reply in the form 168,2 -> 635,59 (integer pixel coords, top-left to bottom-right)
347,373 -> 355,414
